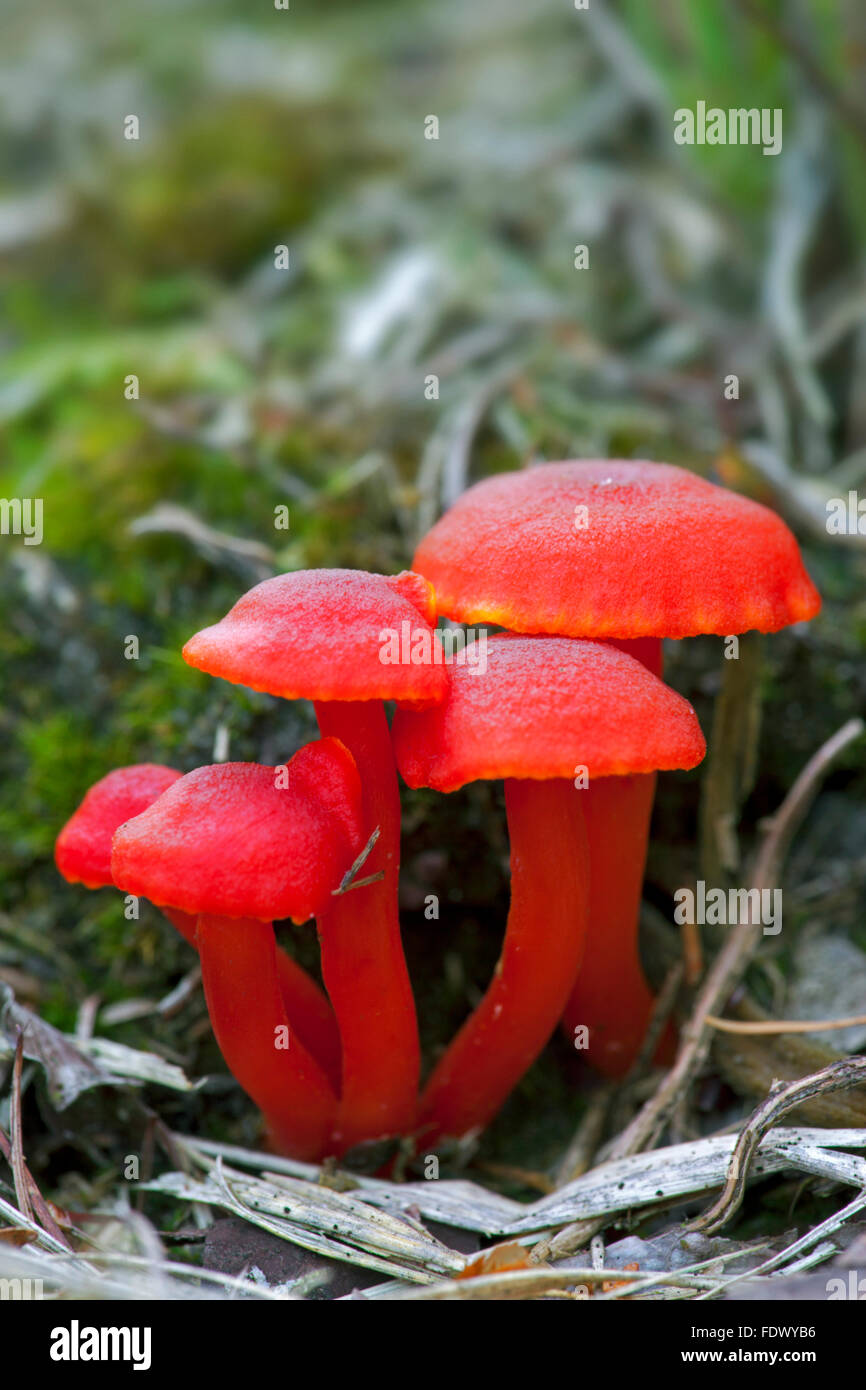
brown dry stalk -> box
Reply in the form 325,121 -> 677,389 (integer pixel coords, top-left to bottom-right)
706,1012 -> 866,1035
10,1033 -> 33,1225
553,1083 -> 615,1189
332,826 -> 383,894
0,1032 -> 71,1248
690,1055 -> 866,1235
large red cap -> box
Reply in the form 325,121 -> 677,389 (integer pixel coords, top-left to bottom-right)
56,764 -> 182,889
182,568 -> 447,705
111,739 -> 365,924
414,461 -> 821,640
392,635 -> 706,791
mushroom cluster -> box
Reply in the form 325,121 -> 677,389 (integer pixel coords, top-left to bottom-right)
55,461 -> 820,1162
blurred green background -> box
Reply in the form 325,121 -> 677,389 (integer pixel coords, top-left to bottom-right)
1,0 -> 865,1191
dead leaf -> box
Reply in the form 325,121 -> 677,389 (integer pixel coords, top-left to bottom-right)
0,985 -> 116,1109
457,1241 -> 533,1280
601,1261 -> 640,1293
0,1228 -> 37,1247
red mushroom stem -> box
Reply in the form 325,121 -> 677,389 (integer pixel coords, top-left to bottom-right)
196,914 -> 338,1161
606,637 -> 664,679
560,772 -> 672,1076
160,913 -> 342,1091
271,950 -> 342,1092
416,778 -> 589,1147
560,637 -> 675,1076
314,699 -> 419,1151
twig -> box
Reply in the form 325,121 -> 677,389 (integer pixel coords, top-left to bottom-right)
441,367 -> 518,509
128,503 -> 276,580
74,994 -> 100,1043
156,966 -> 202,1019
706,1012 -> 866,1035
553,1085 -> 614,1189
9,1034 -> 34,1224
681,921 -> 703,987
627,960 -> 684,1081
694,1189 -> 866,1300
331,827 -> 383,895
554,964 -> 683,1194
415,364 -> 518,539
0,1036 -> 71,1249
332,871 -> 385,895
690,1056 -> 866,1235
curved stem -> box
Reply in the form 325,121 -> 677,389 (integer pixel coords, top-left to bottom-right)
163,906 -> 199,946
561,634 -> 674,1076
163,906 -> 341,1091
561,772 -> 671,1077
416,778 -> 590,1147
273,950 -> 342,1093
196,914 -> 337,1161
314,700 -> 419,1152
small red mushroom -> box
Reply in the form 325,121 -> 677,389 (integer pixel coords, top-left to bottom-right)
182,568 -> 447,1151
392,635 -> 705,1144
56,766 -> 182,890
111,739 -> 366,1160
413,460 -> 819,1074
55,764 -> 342,1088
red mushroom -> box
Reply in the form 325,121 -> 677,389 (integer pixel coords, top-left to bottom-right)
57,764 -> 184,898
413,461 -> 819,1074
111,739 -> 365,1160
414,460 -> 820,645
182,568 -> 447,1150
392,635 -> 705,1145
55,764 -> 342,1088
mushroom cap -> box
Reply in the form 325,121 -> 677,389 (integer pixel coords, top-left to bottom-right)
413,461 -> 821,640
111,739 -> 365,924
182,568 -> 447,705
392,635 -> 706,791
56,764 -> 182,889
